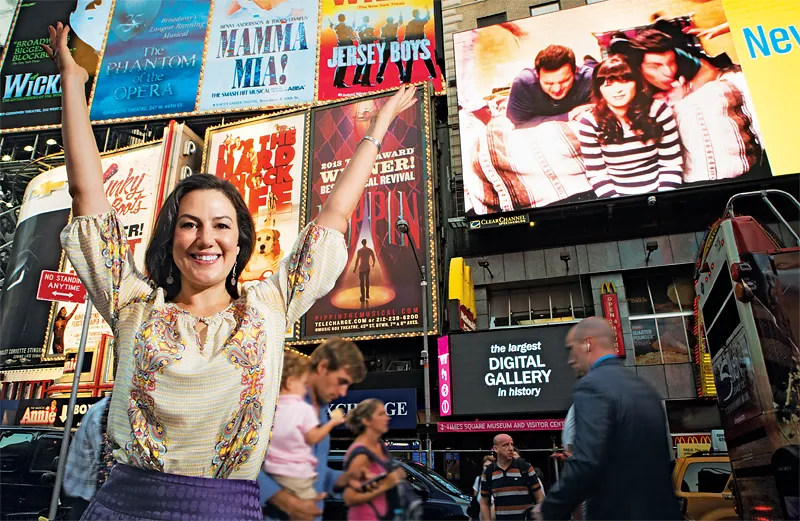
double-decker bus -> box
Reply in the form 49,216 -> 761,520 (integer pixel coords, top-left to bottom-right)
694,190 -> 799,520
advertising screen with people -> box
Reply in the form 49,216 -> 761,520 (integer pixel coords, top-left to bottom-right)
453,0 -> 795,216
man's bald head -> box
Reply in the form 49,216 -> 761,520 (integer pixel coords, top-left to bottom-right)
565,317 -> 617,376
492,433 -> 515,464
494,434 -> 512,446
570,317 -> 616,352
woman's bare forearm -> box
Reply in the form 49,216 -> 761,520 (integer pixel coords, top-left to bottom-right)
61,73 -> 109,216
314,117 -> 390,234
314,85 -> 417,233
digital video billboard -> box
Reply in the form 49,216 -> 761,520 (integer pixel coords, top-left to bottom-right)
453,0 -> 793,216
447,325 -> 576,416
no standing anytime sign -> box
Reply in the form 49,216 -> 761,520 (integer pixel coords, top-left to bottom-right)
36,270 -> 87,304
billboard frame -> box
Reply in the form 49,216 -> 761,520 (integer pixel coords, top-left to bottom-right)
1,0 -> 445,134
312,0 -> 446,104
39,138 -> 170,363
201,106 -> 314,341
293,84 -> 439,344
0,0 -> 115,134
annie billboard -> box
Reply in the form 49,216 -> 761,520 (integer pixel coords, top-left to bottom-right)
453,0 -> 791,216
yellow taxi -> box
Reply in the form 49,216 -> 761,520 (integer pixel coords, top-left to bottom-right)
672,452 -> 738,521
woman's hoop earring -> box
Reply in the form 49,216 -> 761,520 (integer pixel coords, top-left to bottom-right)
166,263 -> 174,285
230,260 -> 238,286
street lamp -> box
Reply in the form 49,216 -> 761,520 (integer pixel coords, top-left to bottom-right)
395,218 -> 432,467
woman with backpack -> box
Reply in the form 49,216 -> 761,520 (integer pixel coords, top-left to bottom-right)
343,399 -> 407,520
469,455 -> 495,520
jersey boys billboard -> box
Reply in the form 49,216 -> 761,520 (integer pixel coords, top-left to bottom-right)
198,0 -> 318,111
317,0 -> 444,102
303,89 -> 437,340
0,0 -> 112,131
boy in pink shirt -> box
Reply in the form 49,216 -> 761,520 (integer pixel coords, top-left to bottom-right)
263,351 -> 346,499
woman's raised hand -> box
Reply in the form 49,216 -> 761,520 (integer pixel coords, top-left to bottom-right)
41,22 -> 88,84
374,84 -> 418,126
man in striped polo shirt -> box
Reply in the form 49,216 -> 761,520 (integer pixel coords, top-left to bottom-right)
480,434 -> 544,520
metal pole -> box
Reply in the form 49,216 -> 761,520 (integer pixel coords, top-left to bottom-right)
553,454 -> 560,482
421,265 -> 432,467
47,299 -> 93,521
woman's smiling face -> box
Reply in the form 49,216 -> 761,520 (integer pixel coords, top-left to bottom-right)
599,78 -> 637,110
171,189 -> 240,292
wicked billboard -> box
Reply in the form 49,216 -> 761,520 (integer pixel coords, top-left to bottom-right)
0,0 -> 112,131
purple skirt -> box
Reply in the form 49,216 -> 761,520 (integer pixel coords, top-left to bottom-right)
80,464 -> 262,521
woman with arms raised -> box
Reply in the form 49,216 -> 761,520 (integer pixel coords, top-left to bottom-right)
43,22 -> 416,521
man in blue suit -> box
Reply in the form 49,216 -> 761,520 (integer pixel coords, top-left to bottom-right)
537,317 -> 680,520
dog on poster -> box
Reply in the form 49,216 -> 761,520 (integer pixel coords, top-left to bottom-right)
239,225 -> 283,283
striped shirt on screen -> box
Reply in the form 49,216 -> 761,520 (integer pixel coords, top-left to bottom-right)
578,100 -> 683,198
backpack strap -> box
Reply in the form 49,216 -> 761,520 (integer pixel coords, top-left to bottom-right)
345,444 -> 395,520
514,458 -> 538,503
482,461 -> 496,501
345,444 -> 393,473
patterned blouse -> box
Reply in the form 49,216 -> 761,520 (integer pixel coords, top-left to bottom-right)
61,211 -> 346,480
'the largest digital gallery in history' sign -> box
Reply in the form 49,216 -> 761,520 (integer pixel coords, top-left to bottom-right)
448,325 -> 576,416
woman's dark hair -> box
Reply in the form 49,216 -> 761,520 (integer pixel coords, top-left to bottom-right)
345,398 -> 383,435
144,174 -> 255,301
591,54 -> 663,146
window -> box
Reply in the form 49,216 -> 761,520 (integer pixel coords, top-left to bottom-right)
625,268 -> 695,365
490,280 -> 594,328
680,462 -> 732,493
530,2 -> 560,17
0,432 -> 33,472
477,12 -> 507,28
30,436 -> 61,472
